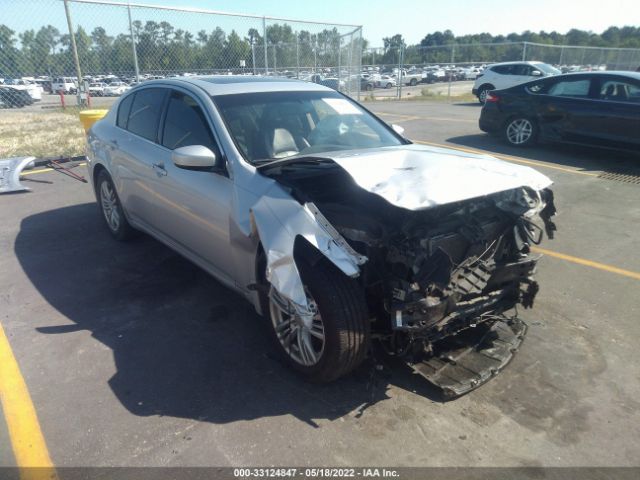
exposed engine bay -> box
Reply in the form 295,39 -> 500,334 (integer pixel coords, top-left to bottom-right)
260,157 -> 557,395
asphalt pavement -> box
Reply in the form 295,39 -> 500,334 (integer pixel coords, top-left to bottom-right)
0,101 -> 638,473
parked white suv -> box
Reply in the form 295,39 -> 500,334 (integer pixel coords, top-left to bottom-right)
52,77 -> 77,94
472,61 -> 560,103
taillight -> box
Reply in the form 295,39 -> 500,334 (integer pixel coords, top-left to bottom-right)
485,93 -> 500,103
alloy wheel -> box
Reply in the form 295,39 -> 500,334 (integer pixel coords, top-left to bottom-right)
269,287 -> 325,367
506,118 -> 533,145
100,180 -> 121,232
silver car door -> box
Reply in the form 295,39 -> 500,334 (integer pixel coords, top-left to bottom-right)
147,89 -> 235,280
113,87 -> 168,227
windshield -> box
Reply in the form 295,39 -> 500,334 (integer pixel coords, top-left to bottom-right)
536,63 -> 561,75
214,91 -> 404,165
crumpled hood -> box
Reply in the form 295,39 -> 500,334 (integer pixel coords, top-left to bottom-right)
320,144 -> 553,210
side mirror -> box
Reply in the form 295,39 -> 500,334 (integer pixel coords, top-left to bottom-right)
531,70 -> 542,76
391,124 -> 405,136
171,145 -> 218,170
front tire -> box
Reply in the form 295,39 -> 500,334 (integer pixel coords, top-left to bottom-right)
409,78 -> 418,86
503,116 -> 538,147
268,258 -> 370,382
96,170 -> 136,241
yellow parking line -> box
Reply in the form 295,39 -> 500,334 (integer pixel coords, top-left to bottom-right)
378,112 -> 416,120
532,246 -> 640,281
423,116 -> 476,123
0,323 -> 57,480
20,162 -> 87,176
413,140 -> 599,177
379,113 -> 474,123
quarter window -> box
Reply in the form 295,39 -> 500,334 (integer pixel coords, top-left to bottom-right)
126,88 -> 166,142
161,91 -> 219,155
116,94 -> 134,129
599,79 -> 640,103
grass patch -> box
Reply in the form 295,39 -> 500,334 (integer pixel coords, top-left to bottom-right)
405,88 -> 477,103
0,109 -> 86,159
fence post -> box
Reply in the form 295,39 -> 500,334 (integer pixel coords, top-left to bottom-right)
397,46 -> 404,100
63,0 -> 83,106
127,1 -> 140,83
522,42 -> 527,61
447,43 -> 454,102
338,40 -> 342,91
263,16 -> 268,74
295,34 -> 299,79
251,41 -> 256,75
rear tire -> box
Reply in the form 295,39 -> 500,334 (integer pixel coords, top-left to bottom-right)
502,116 -> 538,147
410,78 -> 418,86
267,258 -> 370,383
96,170 -> 136,241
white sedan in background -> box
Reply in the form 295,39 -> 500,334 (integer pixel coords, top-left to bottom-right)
103,82 -> 131,96
88,82 -> 108,96
3,79 -> 43,101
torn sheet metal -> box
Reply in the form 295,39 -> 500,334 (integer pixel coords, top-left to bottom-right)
320,144 -> 552,211
249,182 -> 366,323
0,156 -> 35,194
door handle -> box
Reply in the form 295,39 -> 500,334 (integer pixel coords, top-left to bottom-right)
152,162 -> 167,176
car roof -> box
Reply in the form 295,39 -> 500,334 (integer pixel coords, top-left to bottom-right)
537,71 -> 640,81
140,75 -> 334,95
488,61 -> 546,67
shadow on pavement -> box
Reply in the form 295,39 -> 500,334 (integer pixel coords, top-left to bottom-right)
15,203 -> 442,427
446,134 -> 640,174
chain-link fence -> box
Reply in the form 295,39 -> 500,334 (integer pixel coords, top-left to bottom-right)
362,41 -> 640,99
1,0 -> 362,91
0,0 -> 362,158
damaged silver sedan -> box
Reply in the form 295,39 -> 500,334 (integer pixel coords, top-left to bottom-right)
87,76 -> 557,396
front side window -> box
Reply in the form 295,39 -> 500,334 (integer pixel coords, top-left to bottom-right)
536,63 -> 561,75
512,64 -> 531,76
126,88 -> 166,142
599,79 -> 640,103
162,91 -> 219,154
214,91 -> 404,164
547,79 -> 591,98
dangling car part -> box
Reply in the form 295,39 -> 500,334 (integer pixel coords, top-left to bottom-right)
86,77 -> 557,395
0,156 -> 35,194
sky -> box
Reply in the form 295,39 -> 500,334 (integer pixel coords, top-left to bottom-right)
2,0 -> 640,46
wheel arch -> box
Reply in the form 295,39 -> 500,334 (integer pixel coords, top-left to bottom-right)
478,83 -> 495,92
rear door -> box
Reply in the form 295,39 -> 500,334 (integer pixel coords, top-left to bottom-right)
111,87 -> 169,228
590,76 -> 640,149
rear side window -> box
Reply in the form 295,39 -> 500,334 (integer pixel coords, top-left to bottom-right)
117,94 -> 134,129
161,91 -> 219,154
547,79 -> 591,98
599,79 -> 640,103
491,65 -> 513,75
126,88 -> 166,142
